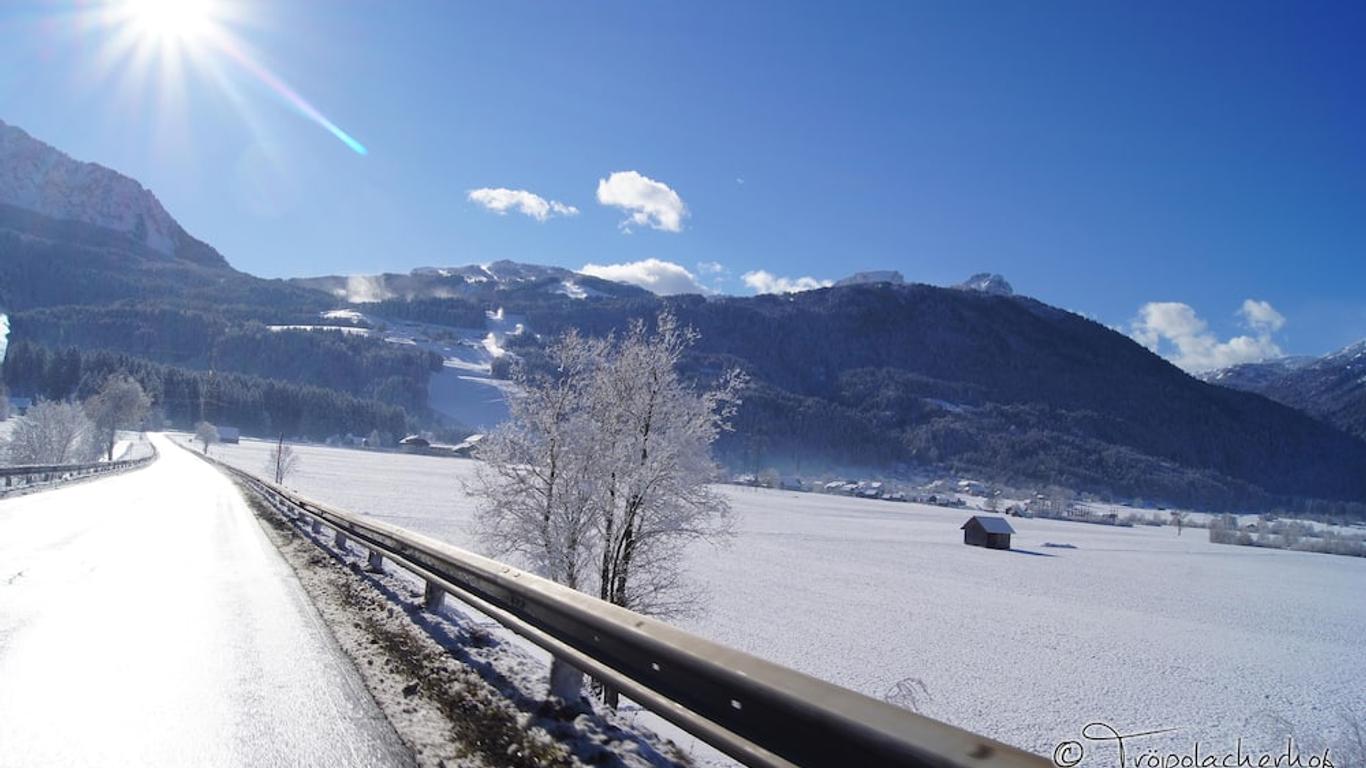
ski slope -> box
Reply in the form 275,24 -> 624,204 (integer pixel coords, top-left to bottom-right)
0,434 -> 412,767
272,309 -> 518,430
210,437 -> 1366,759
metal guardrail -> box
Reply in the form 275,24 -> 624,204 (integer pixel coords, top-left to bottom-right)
0,446 -> 158,495
200,448 -> 1047,768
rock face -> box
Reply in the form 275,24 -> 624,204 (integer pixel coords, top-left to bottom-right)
954,273 -> 1014,296
834,270 -> 905,287
0,119 -> 223,267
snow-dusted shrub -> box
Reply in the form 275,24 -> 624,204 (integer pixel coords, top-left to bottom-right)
3,400 -> 101,465
266,440 -> 301,484
195,422 -> 219,455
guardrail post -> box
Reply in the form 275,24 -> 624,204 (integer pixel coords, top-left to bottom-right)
334,530 -> 349,550
423,581 -> 444,612
311,519 -> 322,535
548,658 -> 585,705
367,550 -> 384,571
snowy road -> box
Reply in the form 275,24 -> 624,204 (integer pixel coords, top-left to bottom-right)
0,434 -> 412,767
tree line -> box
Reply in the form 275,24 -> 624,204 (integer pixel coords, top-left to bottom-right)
3,341 -> 408,441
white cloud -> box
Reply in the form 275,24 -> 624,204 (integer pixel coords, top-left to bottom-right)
580,259 -> 708,295
1129,299 -> 1285,372
595,171 -> 687,232
468,187 -> 578,221
741,270 -> 833,295
1240,299 -> 1285,334
696,261 -> 727,275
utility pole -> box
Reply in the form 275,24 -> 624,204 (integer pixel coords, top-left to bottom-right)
275,433 -> 285,483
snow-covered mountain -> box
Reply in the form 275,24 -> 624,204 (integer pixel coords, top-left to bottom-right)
1202,340 -> 1366,441
291,260 -> 651,303
954,273 -> 1014,296
835,270 -> 905,287
0,119 -> 224,267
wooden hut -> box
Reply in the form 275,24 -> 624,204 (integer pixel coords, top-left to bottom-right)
961,515 -> 1015,550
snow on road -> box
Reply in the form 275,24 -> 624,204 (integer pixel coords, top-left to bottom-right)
0,434 -> 412,768
210,437 -> 1366,760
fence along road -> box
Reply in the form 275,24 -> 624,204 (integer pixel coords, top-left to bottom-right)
204,440 -> 1050,768
0,433 -> 412,768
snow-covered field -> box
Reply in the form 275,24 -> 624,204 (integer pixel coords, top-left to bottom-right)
208,436 -> 1366,760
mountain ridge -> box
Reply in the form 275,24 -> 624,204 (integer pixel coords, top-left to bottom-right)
3,118 -> 1366,513
0,119 -> 227,269
290,260 -> 655,304
1202,341 -> 1366,442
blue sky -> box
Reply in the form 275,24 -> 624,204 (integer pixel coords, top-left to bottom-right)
2,1 -> 1365,365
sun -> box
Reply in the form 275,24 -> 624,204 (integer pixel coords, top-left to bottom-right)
120,0 -> 218,44
88,0 -> 369,155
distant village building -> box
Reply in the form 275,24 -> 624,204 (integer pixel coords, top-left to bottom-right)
399,435 -> 430,452
450,434 -> 484,457
956,479 -> 988,496
961,515 -> 1016,550
216,426 -> 241,444
7,396 -> 32,416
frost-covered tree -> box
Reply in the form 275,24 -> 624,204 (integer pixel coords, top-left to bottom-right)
473,313 -> 745,613
267,436 -> 301,485
473,314 -> 744,707
587,315 -> 745,619
85,374 -> 151,461
4,400 -> 100,465
472,330 -> 609,591
195,422 -> 219,455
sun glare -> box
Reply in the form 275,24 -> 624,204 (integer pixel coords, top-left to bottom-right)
90,0 -> 368,155
121,0 -> 217,43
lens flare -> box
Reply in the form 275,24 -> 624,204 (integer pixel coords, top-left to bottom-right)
215,36 -> 368,156
100,0 -> 367,155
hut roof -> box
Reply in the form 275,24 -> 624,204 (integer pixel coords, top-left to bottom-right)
961,515 -> 1016,535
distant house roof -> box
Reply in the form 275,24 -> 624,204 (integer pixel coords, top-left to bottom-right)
451,434 -> 484,453
399,435 -> 430,447
961,515 -> 1016,535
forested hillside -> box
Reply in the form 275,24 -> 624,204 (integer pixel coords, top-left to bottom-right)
9,307 -> 443,412
2,341 -> 407,441
0,128 -> 440,439
481,284 -> 1366,512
